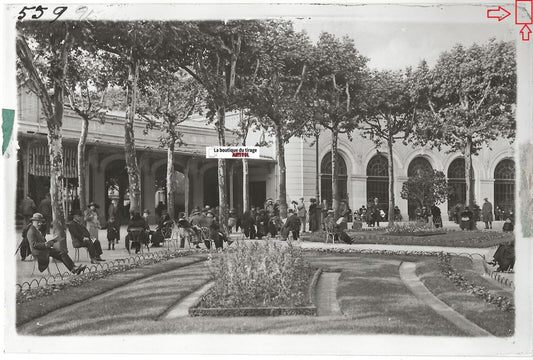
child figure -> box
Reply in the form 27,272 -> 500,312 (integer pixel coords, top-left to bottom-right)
107,216 -> 120,250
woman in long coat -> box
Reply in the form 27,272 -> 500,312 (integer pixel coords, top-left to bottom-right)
84,202 -> 101,240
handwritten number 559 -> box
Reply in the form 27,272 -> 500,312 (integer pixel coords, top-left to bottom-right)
18,6 -> 68,22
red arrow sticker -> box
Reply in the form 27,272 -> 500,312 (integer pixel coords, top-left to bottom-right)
487,6 -> 511,21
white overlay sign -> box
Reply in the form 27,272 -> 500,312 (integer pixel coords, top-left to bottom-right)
206,146 -> 261,159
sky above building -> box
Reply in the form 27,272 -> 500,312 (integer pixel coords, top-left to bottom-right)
292,4 -> 517,71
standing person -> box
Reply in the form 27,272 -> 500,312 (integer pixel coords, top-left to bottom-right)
460,206 -> 474,230
68,210 -> 105,264
228,208 -> 238,233
84,202 -> 101,241
281,209 -> 301,241
308,198 -> 318,232
28,213 -> 86,274
241,208 -> 256,239
371,198 -> 381,227
21,194 -> 36,225
482,198 -> 494,229
297,197 -> 307,233
38,194 -> 52,234
107,199 -> 120,242
106,215 -> 120,250
205,211 -> 223,250
431,204 -> 442,228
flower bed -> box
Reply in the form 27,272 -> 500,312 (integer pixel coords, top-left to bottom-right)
191,241 -> 317,316
385,222 -> 446,236
437,252 -> 514,311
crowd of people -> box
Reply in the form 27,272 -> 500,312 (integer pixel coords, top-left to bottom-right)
17,193 -> 516,274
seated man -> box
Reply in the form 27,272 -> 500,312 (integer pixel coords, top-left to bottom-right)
151,211 -> 173,247
488,242 -> 515,272
27,213 -> 86,274
68,210 -> 105,264
126,212 -> 150,254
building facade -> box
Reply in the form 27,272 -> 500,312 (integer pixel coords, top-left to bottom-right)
284,129 -> 515,220
15,89 -> 277,224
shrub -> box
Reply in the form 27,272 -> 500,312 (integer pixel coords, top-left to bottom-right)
200,240 -> 312,308
385,221 -> 439,234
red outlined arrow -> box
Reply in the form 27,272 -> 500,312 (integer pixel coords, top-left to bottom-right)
487,6 -> 511,21
520,24 -> 532,40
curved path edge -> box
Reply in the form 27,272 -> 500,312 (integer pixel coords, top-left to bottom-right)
399,262 -> 493,337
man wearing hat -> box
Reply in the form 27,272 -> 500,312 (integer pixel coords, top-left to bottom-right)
27,213 -> 86,274
69,210 -> 105,263
482,198 -> 494,229
281,209 -> 301,241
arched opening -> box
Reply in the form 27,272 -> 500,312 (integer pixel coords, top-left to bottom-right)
320,152 -> 348,209
407,157 -> 433,220
154,163 -> 192,216
447,158 -> 474,211
494,159 -> 515,215
367,154 -> 389,216
105,159 -> 129,221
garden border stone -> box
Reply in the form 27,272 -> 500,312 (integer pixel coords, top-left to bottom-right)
188,268 -> 322,317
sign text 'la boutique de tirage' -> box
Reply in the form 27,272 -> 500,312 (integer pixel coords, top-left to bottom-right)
206,146 -> 261,159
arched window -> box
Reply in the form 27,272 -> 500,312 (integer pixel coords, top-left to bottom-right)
407,157 -> 433,219
494,159 -> 515,214
320,152 -> 348,208
366,154 -> 389,214
447,158 -> 474,211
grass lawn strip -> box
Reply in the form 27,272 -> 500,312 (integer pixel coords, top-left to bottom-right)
18,260 -> 212,335
416,257 -> 514,337
17,254 -> 207,327
304,230 -> 513,248
399,262 -> 492,337
306,252 -> 466,336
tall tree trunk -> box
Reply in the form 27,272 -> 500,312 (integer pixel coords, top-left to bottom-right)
216,106 -> 228,231
48,106 -> 67,251
77,117 -> 89,224
465,137 -> 473,208
315,131 -> 320,202
166,143 -> 175,220
124,56 -> 142,216
331,129 -> 339,217
275,124 -> 288,218
387,136 -> 395,226
242,158 -> 249,212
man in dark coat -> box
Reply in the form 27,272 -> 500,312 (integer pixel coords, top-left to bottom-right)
27,213 -> 86,274
308,198 -> 319,232
281,209 -> 301,240
68,210 -> 105,263
241,208 -> 257,239
126,212 -> 151,254
482,198 -> 494,229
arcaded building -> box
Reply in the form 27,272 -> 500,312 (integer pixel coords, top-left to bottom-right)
15,89 -> 277,224
284,129 -> 515,220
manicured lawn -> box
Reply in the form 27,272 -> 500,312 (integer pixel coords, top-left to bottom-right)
416,256 -> 514,337
17,251 -> 514,336
16,255 -> 208,327
304,230 -> 513,248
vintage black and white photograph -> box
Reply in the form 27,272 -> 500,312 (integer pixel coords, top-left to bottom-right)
2,1 -> 533,356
